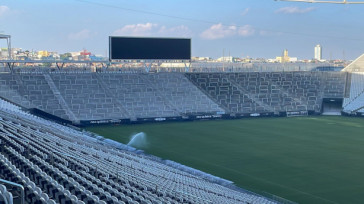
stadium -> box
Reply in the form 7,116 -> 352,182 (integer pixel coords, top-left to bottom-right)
1,32 -> 364,204
1,1 -> 364,199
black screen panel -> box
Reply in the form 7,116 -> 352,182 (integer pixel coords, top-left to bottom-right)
109,37 -> 191,60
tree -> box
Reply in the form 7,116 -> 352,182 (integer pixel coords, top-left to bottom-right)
60,53 -> 72,60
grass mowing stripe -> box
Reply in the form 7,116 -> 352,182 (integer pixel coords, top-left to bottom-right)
86,116 -> 364,204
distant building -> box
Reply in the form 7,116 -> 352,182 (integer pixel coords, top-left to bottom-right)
276,49 -> 290,63
160,63 -> 190,68
70,52 -> 81,58
0,48 -> 8,59
275,56 -> 282,63
275,49 -> 298,63
289,57 -> 298,63
192,57 -> 211,62
37,50 -> 50,59
282,49 -> 290,63
267,58 -> 277,63
314,44 -> 322,61
216,56 -> 236,63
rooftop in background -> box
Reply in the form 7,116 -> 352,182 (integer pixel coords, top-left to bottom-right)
276,0 -> 364,4
0,34 -> 11,38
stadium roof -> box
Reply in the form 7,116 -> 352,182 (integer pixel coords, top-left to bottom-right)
342,54 -> 364,72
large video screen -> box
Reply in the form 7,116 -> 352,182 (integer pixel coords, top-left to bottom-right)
109,37 -> 191,60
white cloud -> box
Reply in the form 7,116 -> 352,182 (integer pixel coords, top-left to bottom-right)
200,23 -> 237,40
238,25 -> 255,37
0,5 -> 10,16
241,8 -> 250,16
200,23 -> 254,40
113,23 -> 158,36
275,7 -> 316,14
112,23 -> 192,37
68,29 -> 95,40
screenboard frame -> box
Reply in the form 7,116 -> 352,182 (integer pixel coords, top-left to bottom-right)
109,36 -> 191,61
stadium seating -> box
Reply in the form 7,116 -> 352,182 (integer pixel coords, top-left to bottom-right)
49,73 -> 128,121
0,74 -> 69,120
97,73 -> 225,118
323,71 -> 347,98
0,72 -> 225,121
186,72 -> 346,114
145,73 -> 224,115
342,54 -> 364,72
0,98 -> 277,204
343,93 -> 364,113
0,184 -> 13,204
343,73 -> 364,113
97,73 -> 180,118
0,71 -> 346,123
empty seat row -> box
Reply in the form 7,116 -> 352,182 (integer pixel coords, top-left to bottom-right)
0,97 -> 276,204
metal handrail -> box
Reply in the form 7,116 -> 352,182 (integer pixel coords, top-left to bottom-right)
0,178 -> 25,204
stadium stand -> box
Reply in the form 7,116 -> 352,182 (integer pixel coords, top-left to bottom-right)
0,184 -> 13,204
0,74 -> 69,120
339,53 -> 364,114
186,72 -> 346,114
97,73 -> 182,118
141,73 -> 224,115
96,73 -> 225,118
322,71 -> 348,98
341,54 -> 364,73
0,72 -> 226,123
342,73 -> 364,113
0,71 -> 347,124
0,97 -> 277,204
48,73 -> 130,121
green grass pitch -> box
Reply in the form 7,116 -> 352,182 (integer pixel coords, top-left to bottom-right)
86,116 -> 364,204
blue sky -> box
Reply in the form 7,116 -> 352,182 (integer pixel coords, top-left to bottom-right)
1,0 -> 364,59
